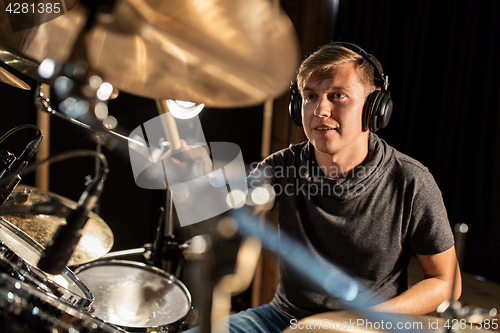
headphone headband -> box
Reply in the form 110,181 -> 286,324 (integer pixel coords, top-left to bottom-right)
326,42 -> 389,91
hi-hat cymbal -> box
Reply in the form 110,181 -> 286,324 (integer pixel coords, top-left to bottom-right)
0,185 -> 113,266
0,66 -> 30,90
0,0 -> 299,107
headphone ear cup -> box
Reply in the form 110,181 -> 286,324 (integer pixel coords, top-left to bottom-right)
363,91 -> 393,132
363,92 -> 378,131
289,85 -> 303,127
375,93 -> 393,130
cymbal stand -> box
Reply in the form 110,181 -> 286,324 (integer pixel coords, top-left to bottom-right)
89,138 -> 103,215
147,179 -> 189,278
147,194 -> 185,274
165,188 -> 174,237
148,99 -> 187,277
161,189 -> 187,278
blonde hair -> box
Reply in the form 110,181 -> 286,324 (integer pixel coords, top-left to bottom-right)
297,43 -> 384,97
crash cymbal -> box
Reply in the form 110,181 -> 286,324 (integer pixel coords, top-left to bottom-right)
0,0 -> 299,107
0,185 -> 113,266
282,310 -> 491,333
0,66 -> 30,90
0,49 -> 40,79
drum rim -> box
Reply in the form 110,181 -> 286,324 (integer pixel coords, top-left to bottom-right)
74,259 -> 193,332
0,216 -> 94,309
0,272 -> 125,333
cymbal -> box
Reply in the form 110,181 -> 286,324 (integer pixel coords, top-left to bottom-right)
0,185 -> 113,266
0,66 -> 30,90
282,310 -> 488,333
0,0 -> 299,107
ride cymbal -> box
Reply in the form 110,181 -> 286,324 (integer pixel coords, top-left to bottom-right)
0,185 -> 113,266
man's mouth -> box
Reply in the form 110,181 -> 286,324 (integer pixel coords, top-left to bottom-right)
314,126 -> 336,132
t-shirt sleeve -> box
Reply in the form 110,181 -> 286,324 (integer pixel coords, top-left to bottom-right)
408,172 -> 455,255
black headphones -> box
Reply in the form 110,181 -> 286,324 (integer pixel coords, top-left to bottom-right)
289,42 -> 393,132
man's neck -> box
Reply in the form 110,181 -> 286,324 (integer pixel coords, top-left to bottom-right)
313,137 -> 370,179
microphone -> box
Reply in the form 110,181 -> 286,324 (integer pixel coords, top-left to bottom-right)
37,167 -> 109,274
0,150 -> 15,170
0,133 -> 43,205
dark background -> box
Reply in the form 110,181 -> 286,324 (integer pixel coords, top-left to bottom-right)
1,0 -> 499,308
331,0 -> 500,284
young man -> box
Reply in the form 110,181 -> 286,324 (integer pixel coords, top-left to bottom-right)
186,42 -> 461,333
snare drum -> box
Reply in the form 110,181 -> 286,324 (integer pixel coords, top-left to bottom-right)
0,217 -> 93,309
0,273 -> 122,333
75,260 -> 192,333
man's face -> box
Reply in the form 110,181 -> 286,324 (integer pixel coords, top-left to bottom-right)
301,62 -> 369,158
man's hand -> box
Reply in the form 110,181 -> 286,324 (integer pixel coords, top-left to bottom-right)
162,140 -> 213,186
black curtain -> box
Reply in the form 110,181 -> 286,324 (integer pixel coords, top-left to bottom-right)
333,0 -> 500,283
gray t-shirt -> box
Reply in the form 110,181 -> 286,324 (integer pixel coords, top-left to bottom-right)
248,133 -> 454,319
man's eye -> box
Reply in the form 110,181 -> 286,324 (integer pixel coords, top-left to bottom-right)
305,93 -> 315,101
333,92 -> 345,99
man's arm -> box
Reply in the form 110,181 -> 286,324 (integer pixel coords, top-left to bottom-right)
370,246 -> 461,315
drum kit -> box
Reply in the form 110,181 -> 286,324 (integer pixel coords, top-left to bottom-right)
0,181 -> 195,333
0,0 -> 298,332
0,1 -> 498,333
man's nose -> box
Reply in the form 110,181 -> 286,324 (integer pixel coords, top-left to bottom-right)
314,95 -> 332,118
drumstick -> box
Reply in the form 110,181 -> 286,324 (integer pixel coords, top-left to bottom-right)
155,99 -> 181,239
155,99 -> 182,151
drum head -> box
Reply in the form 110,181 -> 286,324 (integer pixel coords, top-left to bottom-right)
75,260 -> 192,332
0,273 -> 122,333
